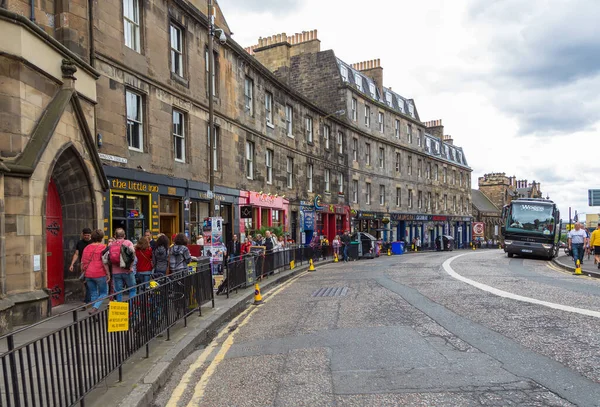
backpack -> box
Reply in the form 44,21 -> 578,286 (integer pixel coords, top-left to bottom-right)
109,241 -> 123,265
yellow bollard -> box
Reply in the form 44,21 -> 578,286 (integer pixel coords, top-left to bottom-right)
308,258 -> 316,272
387,248 -> 391,256
334,253 -> 339,262
290,260 -> 295,270
472,244 -> 476,250
253,283 -> 263,305
575,259 -> 583,275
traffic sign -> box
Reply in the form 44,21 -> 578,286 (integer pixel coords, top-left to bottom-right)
589,189 -> 600,206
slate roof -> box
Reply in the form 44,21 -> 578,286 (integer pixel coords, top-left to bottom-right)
336,58 -> 417,120
471,189 -> 500,213
423,133 -> 470,169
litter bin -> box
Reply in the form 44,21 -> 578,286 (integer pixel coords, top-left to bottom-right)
348,241 -> 359,261
391,241 -> 404,255
442,235 -> 454,251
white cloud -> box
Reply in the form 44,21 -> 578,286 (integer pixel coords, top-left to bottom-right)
220,0 -> 600,219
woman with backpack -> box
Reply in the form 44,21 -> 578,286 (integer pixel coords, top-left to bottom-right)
135,237 -> 153,287
152,234 -> 170,277
169,233 -> 193,275
81,229 -> 110,314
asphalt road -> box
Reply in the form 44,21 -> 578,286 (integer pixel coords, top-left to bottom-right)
153,250 -> 600,407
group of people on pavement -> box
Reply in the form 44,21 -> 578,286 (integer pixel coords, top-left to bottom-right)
567,222 -> 600,269
71,228 -> 195,313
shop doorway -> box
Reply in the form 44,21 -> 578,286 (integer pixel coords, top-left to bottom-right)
291,211 -> 298,243
160,216 -> 177,243
160,197 -> 181,243
46,179 -> 64,306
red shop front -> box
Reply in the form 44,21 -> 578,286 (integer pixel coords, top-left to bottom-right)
315,204 -> 350,242
238,191 -> 289,238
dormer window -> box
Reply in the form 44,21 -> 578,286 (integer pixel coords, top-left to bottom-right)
397,99 -> 404,113
408,102 -> 415,117
355,73 -> 363,92
385,92 -> 393,107
369,82 -> 376,97
340,65 -> 348,82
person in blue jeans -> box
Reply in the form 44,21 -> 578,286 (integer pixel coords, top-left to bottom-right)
103,228 -> 137,301
341,230 -> 351,262
568,222 -> 588,267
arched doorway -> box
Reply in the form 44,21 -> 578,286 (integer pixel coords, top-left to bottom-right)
46,179 -> 64,306
45,146 -> 97,306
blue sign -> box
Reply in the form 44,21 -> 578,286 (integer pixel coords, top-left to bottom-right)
304,211 -> 315,230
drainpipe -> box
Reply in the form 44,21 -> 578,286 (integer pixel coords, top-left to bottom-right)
88,0 -> 95,65
30,0 -> 35,22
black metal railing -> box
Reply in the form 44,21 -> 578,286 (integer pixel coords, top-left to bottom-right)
0,263 -> 214,407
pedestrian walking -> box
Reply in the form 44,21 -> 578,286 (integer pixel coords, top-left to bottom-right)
169,233 -> 193,274
144,229 -> 156,250
590,223 -> 600,269
332,235 -> 341,259
69,228 -> 93,302
415,236 -> 422,252
567,222 -> 588,267
81,229 -> 110,314
152,234 -> 170,276
227,234 -> 241,263
135,237 -> 153,288
241,235 -> 253,255
341,230 -> 351,261
103,228 -> 136,301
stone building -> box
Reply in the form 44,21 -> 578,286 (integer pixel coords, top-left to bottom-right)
247,35 -> 473,246
478,172 -> 544,211
0,0 -> 474,328
471,190 -> 501,241
0,6 -> 106,331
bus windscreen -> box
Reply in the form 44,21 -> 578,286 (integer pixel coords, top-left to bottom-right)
508,203 -> 555,234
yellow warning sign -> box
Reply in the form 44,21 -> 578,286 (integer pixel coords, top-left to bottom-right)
107,301 -> 129,332
289,260 -> 295,270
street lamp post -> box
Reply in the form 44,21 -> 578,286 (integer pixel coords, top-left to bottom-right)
207,0 -> 219,217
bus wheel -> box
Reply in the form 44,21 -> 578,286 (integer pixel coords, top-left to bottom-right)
507,253 -> 514,258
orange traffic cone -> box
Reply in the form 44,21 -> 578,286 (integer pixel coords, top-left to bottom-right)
253,283 -> 263,305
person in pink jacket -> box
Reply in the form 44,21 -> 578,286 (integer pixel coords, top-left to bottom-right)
81,229 -> 110,314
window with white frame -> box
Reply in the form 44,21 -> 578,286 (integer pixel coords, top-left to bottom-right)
427,192 -> 432,210
460,197 -> 464,213
244,77 -> 253,115
352,138 -> 358,161
408,189 -> 413,208
453,170 -> 457,185
407,155 -> 412,175
207,125 -> 219,171
366,183 -> 371,204
365,105 -> 370,127
395,119 -> 400,138
324,169 -> 330,192
323,124 -> 330,149
353,180 -> 358,203
379,147 -> 385,169
453,195 -> 457,212
307,163 -> 313,192
338,172 -> 344,194
355,73 -> 363,91
386,92 -> 393,107
444,194 -> 448,210
337,131 -> 343,154
369,82 -> 376,97
351,98 -> 357,121
170,24 -> 184,77
245,141 -> 254,179
123,0 -> 141,52
395,152 -> 401,173
126,90 -> 143,151
265,92 -> 273,125
427,162 -> 432,179
466,199 -> 470,212
435,193 -> 440,210
396,188 -> 401,207
172,109 -> 185,162
459,172 -> 463,187
417,129 -> 422,147
418,190 -> 423,208
443,167 -> 447,183
407,124 -> 412,143
306,116 -> 313,143
285,104 -> 293,136
378,112 -> 384,132
286,157 -> 293,188
340,65 -> 348,81
365,143 -> 371,165
435,164 -> 439,181
417,159 -> 422,177
379,185 -> 385,205
266,149 -> 273,184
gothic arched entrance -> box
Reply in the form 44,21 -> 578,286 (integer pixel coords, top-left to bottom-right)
45,146 -> 97,306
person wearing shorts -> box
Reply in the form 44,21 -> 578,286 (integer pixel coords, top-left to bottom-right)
590,222 -> 600,269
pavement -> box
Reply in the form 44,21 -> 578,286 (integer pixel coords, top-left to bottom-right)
554,252 -> 600,278
152,249 -> 600,406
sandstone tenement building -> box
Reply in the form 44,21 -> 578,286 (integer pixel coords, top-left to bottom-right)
0,0 -> 473,330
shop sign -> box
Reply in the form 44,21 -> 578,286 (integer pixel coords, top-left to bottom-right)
240,205 -> 252,218
473,222 -> 485,238
111,179 -> 159,193
449,216 -> 472,222
357,211 -> 380,219
304,211 -> 315,230
198,191 -> 226,201
248,191 -> 286,208
299,200 -> 313,207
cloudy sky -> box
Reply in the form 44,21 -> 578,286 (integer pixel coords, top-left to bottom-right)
220,0 -> 600,222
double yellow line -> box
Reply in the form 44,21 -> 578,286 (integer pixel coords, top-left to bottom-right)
166,271 -> 307,407
546,261 -> 595,279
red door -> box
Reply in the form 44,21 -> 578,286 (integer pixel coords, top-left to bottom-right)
46,179 -> 64,306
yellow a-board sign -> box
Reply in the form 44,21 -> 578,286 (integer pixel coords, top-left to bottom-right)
107,301 -> 129,332
290,260 -> 295,270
